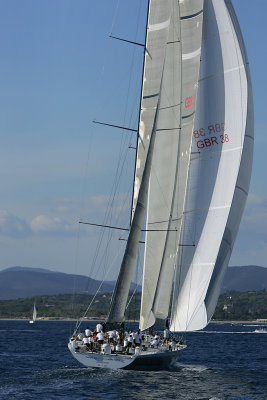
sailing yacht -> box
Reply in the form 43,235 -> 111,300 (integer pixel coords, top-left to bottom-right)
68,0 -> 253,369
29,303 -> 37,324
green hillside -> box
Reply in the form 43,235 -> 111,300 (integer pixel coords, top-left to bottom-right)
0,290 -> 266,321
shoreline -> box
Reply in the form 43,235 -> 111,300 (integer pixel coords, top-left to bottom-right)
0,318 -> 266,324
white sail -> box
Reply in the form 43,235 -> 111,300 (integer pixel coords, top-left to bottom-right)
30,303 -> 37,323
33,304 -> 37,321
170,0 -> 253,332
140,0 -> 204,330
132,0 -> 173,211
107,0 -> 173,324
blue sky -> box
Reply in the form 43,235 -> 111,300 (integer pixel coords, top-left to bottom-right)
0,0 -> 266,279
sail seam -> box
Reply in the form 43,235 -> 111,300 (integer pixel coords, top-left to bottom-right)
156,128 -> 180,131
148,217 -> 182,225
183,204 -> 231,215
159,102 -> 181,110
198,64 -> 245,83
191,145 -> 243,160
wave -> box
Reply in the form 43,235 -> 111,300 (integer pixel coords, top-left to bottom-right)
174,362 -> 209,372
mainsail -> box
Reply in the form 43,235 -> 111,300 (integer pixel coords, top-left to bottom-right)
107,0 -> 173,324
140,0 -> 204,331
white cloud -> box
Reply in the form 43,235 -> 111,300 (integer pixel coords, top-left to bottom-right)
30,215 -> 75,236
50,193 -> 130,223
0,210 -> 30,238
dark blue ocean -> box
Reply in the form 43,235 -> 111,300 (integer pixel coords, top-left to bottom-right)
0,320 -> 266,400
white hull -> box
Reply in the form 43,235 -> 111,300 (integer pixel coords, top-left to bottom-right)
29,321 -> 34,324
68,342 -> 185,370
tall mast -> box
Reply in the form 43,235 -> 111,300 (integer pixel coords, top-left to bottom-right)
106,0 -> 151,326
106,105 -> 159,324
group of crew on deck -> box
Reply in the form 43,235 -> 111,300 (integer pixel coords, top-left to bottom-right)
70,322 -> 183,354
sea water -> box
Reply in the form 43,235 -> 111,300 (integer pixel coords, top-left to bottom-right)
0,320 -> 266,399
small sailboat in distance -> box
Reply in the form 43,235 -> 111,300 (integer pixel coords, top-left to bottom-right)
29,303 -> 37,324
68,0 -> 253,370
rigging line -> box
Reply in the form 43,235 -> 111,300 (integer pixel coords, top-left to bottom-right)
86,65 -> 132,280
71,119 -> 97,311
109,0 -> 121,36
87,98 -> 135,282
87,66 -> 139,285
83,3 -> 142,291
80,221 -> 178,232
87,191 -> 131,291
85,146 -> 130,287
93,120 -> 137,132
75,241 -> 126,334
109,34 -> 144,47
126,271 -> 142,310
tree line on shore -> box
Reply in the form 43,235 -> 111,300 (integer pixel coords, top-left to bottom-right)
0,290 -> 266,321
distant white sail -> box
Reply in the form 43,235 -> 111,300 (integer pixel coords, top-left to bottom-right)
30,303 -> 37,323
170,0 -> 254,332
33,304 -> 37,321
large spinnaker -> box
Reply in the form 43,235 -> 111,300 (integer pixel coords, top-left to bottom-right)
140,0 -> 204,331
204,0 -> 254,322
170,0 -> 253,332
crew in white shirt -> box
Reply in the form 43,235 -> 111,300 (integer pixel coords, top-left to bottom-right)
151,335 -> 160,348
88,336 -> 94,350
108,330 -> 115,343
96,323 -> 103,333
96,330 -> 104,345
85,327 -> 92,337
82,337 -> 89,348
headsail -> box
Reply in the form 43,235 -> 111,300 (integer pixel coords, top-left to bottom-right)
140,0 -> 204,331
170,0 -> 254,332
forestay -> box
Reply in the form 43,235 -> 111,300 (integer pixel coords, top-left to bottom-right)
170,0 -> 254,332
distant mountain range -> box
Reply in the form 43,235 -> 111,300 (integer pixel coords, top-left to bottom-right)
0,265 -> 266,300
